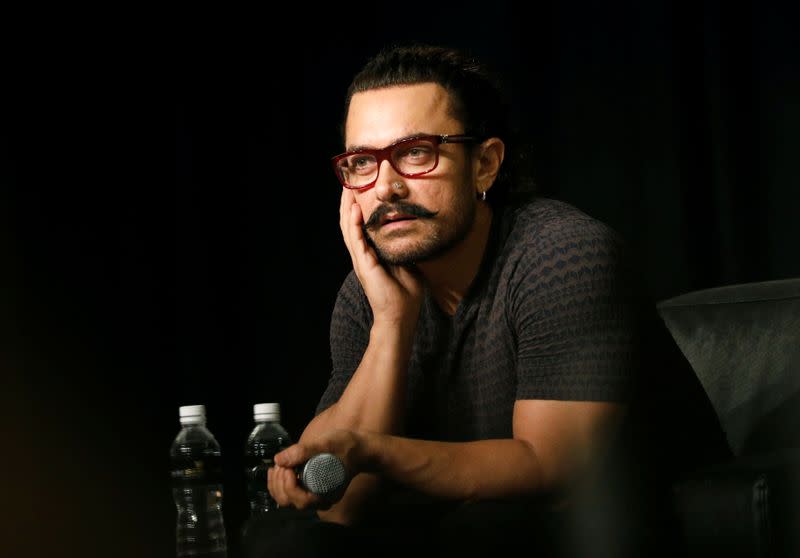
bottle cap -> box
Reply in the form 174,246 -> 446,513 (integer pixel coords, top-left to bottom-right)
254,402 -> 280,422
179,404 -> 206,424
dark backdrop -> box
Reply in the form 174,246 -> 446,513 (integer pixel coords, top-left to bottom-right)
2,2 -> 798,557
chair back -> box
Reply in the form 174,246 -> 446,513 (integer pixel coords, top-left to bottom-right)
657,278 -> 800,457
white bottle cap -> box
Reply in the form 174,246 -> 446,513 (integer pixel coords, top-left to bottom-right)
254,402 -> 280,422
179,404 -> 206,424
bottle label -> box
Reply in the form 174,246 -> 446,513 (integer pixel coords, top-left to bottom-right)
171,455 -> 224,486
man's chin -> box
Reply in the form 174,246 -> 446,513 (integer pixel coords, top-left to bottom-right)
367,227 -> 450,265
372,240 -> 445,266
373,250 -> 421,267
372,245 -> 426,266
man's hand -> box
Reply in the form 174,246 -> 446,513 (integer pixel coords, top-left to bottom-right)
340,188 -> 423,328
267,430 -> 365,511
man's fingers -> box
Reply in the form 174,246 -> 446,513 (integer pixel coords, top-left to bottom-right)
271,465 -> 320,510
343,197 -> 380,274
340,190 -> 370,268
339,189 -> 360,238
267,465 -> 288,507
274,443 -> 310,468
349,204 -> 371,258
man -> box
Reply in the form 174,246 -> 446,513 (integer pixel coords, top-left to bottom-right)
258,43 -> 676,557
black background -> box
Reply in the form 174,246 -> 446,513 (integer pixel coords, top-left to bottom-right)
2,2 -> 798,557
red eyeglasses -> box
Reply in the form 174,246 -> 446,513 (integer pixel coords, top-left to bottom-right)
331,134 -> 478,190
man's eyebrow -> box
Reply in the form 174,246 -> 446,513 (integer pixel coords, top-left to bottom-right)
346,132 -> 429,153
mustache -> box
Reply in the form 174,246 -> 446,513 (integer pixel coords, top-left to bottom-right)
364,202 -> 439,230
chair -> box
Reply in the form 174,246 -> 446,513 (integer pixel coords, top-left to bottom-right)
657,278 -> 800,557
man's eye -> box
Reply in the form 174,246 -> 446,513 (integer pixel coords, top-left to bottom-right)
348,156 -> 375,175
399,146 -> 433,159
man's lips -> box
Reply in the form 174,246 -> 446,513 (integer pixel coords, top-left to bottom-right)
364,203 -> 438,230
379,213 -> 418,226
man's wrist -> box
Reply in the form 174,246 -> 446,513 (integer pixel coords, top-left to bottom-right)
370,317 -> 417,346
356,430 -> 385,473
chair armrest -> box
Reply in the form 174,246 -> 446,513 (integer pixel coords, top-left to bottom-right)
671,449 -> 800,558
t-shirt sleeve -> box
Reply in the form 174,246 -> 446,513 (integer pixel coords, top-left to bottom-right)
315,271 -> 372,415
511,216 -> 643,402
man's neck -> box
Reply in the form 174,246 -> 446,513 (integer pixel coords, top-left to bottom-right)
416,204 -> 494,316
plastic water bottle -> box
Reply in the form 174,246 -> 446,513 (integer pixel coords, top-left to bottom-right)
170,404 -> 228,558
244,402 -> 292,516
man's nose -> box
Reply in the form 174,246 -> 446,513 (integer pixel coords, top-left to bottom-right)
372,160 -> 409,202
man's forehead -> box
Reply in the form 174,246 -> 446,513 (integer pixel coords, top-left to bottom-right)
344,84 -> 455,150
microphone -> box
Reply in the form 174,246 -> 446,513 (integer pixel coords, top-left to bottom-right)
297,453 -> 348,498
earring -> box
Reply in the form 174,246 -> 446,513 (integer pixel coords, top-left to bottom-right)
479,190 -> 487,201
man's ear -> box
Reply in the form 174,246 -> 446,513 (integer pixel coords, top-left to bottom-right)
474,137 -> 505,194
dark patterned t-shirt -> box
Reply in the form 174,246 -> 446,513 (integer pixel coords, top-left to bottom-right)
317,197 -> 645,442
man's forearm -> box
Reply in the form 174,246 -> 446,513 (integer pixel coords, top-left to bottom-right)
300,321 -> 415,444
359,433 -> 546,501
309,433 -> 547,526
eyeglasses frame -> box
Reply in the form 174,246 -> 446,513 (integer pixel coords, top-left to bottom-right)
331,134 -> 479,190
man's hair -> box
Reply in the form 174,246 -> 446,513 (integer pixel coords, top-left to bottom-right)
341,42 -> 536,209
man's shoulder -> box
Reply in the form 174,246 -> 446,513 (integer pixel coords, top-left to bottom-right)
331,270 -> 372,327
336,269 -> 366,301
501,196 -> 622,250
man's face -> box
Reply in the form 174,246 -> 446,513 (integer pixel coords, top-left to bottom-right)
344,83 -> 478,266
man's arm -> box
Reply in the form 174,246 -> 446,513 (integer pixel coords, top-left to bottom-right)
283,188 -> 423,523
288,316 -> 414,525
302,188 -> 421,437
269,399 -> 625,513
366,399 -> 624,499
299,319 -> 414,438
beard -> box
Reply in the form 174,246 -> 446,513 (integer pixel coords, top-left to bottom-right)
364,193 -> 477,266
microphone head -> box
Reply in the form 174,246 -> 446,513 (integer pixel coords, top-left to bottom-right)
299,453 -> 347,498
